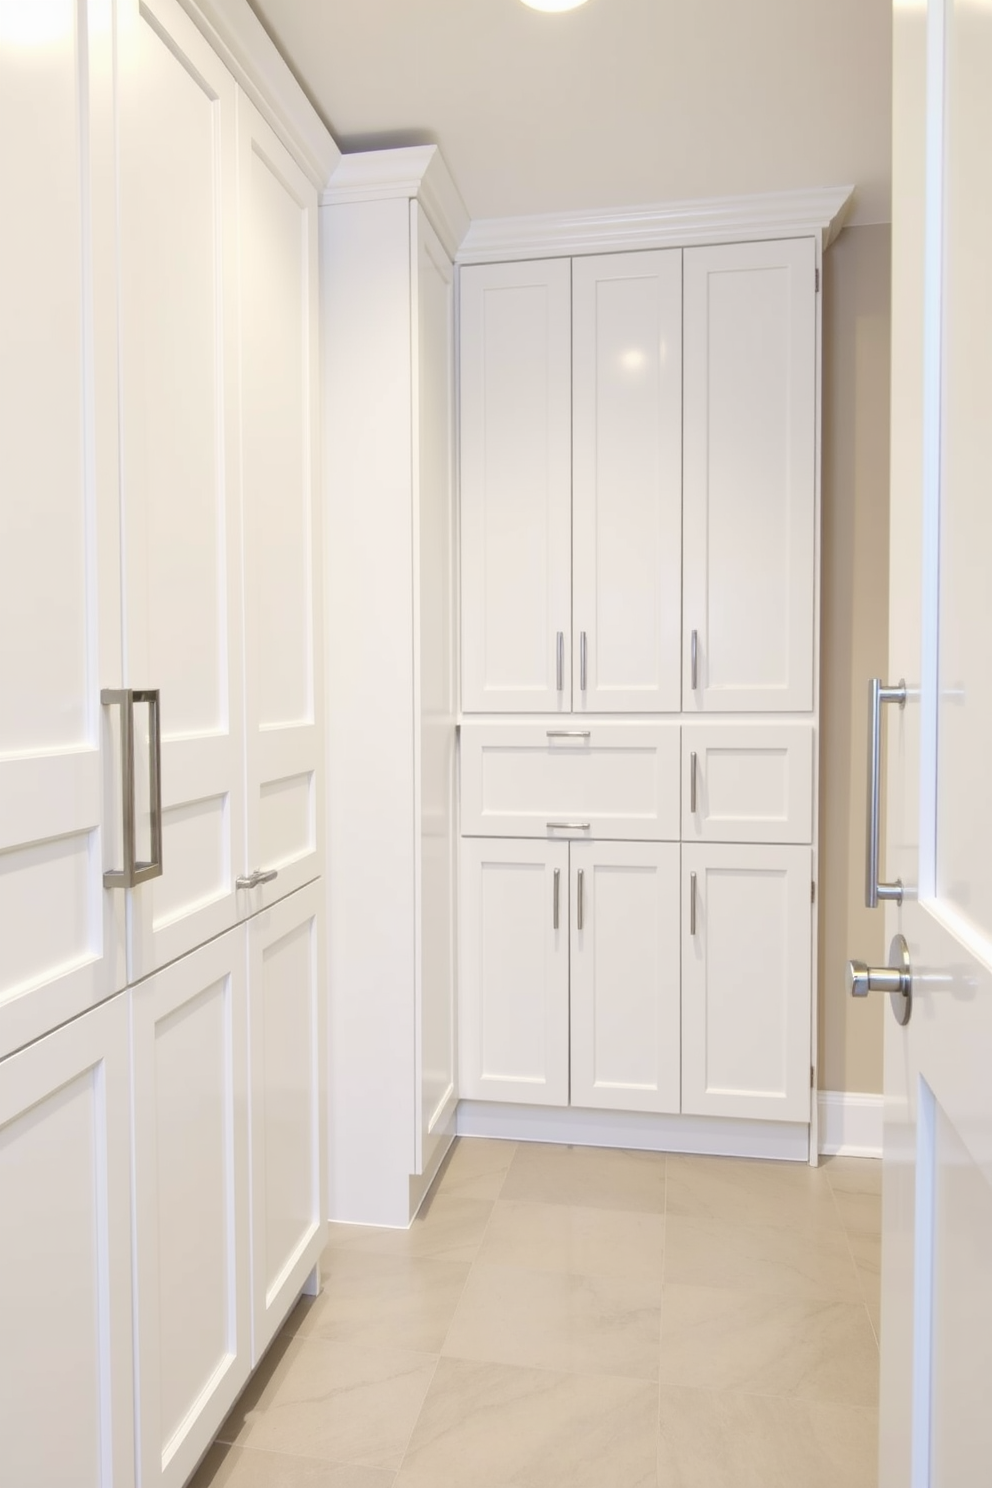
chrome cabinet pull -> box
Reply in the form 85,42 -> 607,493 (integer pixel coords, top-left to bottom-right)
577,867 -> 584,930
237,867 -> 279,890
546,730 -> 591,740
546,822 -> 591,832
865,678 -> 907,908
580,631 -> 587,692
556,631 -> 564,693
102,688 -> 163,889
690,629 -> 698,691
690,751 -> 698,814
553,868 -> 560,930
690,871 -> 697,935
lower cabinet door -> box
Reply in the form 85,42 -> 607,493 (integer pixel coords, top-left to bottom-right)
570,841 -> 681,1114
459,838 -> 569,1104
247,882 -> 325,1364
131,927 -> 250,1488
0,996 -> 134,1488
682,843 -> 812,1122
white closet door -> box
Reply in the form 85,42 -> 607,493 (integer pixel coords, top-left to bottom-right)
0,0 -> 124,1060
0,996 -> 134,1487
238,94 -> 322,913
460,258 -> 572,713
570,841 -> 681,1113
683,239 -> 816,712
247,883 -> 325,1364
459,838 -> 569,1105
131,928 -> 250,1488
681,844 -> 812,1122
118,0 -> 244,979
572,250 -> 682,713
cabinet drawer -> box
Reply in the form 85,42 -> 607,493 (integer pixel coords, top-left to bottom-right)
460,722 -> 681,840
682,724 -> 813,844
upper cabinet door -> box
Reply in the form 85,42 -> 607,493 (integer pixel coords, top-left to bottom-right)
118,0 -> 244,979
572,251 -> 682,713
237,94 -> 322,914
460,258 -> 572,713
0,0 -> 125,1060
683,239 -> 816,713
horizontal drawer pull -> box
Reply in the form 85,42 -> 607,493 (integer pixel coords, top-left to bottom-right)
547,821 -> 591,831
546,730 -> 591,739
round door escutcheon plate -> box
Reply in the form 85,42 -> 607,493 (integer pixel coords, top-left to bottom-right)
889,932 -> 912,1026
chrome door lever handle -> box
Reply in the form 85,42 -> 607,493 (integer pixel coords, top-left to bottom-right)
237,866 -> 279,890
847,933 -> 912,1025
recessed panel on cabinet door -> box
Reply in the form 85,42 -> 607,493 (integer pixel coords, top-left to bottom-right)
682,723 -> 814,844
572,250 -> 682,713
118,0 -> 243,978
683,239 -> 816,712
460,258 -> 572,713
0,0 -> 124,1058
238,95 -> 322,912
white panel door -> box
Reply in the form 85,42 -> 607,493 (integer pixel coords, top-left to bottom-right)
682,844 -> 812,1122
0,995 -> 134,1487
238,93 -> 322,914
681,723 -> 815,845
570,841 -> 680,1114
131,928 -> 250,1488
413,203 -> 457,1175
118,0 -> 244,979
459,838 -> 569,1105
247,882 -> 325,1364
683,238 -> 816,713
0,0 -> 125,1059
460,258 -> 572,713
572,250 -> 682,713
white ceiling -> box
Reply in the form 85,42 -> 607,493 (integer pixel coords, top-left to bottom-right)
249,0 -> 892,227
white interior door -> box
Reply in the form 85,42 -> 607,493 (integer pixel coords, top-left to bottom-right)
878,3 -> 992,1482
238,93 -> 322,913
118,0 -> 244,979
0,0 -> 125,1059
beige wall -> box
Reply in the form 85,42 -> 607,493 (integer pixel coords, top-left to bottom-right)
818,222 -> 892,1094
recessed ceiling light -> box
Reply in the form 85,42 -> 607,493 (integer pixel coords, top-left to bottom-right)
520,0 -> 591,11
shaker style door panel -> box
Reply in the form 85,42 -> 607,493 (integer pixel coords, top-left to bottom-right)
681,844 -> 812,1122
683,239 -> 816,712
570,842 -> 681,1114
238,94 -> 322,914
460,258 -> 572,713
459,839 -> 569,1104
0,0 -> 124,1059
131,928 -> 250,1488
682,723 -> 814,844
118,0 -> 244,979
572,250 -> 682,713
0,996 -> 134,1487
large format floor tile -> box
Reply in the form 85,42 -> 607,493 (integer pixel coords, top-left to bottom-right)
323,1194 -> 494,1265
434,1138 -> 517,1201
499,1141 -> 666,1213
664,1213 -> 862,1301
288,1250 -> 470,1353
666,1155 -> 843,1232
477,1198 -> 666,1282
190,1444 -> 396,1487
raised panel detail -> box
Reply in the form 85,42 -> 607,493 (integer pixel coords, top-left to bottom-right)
152,794 -> 229,930
682,724 -> 814,844
0,829 -> 98,1002
258,773 -> 314,870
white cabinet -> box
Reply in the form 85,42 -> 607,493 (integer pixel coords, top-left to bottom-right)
682,239 -> 816,713
681,723 -> 814,844
0,996 -> 134,1487
681,844 -> 812,1122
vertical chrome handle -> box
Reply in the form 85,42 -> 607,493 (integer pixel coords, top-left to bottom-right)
690,751 -> 698,814
580,631 -> 587,692
690,871 -> 697,935
553,867 -> 560,930
866,677 -> 907,908
101,688 -> 163,888
556,631 -> 564,693
577,867 -> 584,931
690,629 -> 698,691
133,689 -> 163,887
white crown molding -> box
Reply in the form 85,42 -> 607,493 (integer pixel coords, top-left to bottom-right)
177,0 -> 340,189
457,185 -> 855,263
321,146 -> 471,261
817,1091 -> 883,1159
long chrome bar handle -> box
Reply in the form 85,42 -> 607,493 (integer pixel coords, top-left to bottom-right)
690,629 -> 698,691
131,689 -> 163,886
553,868 -> 560,930
101,688 -> 163,888
580,631 -> 587,692
690,871 -> 697,936
577,867 -> 584,931
866,677 -> 907,908
690,751 -> 698,815
556,631 -> 564,693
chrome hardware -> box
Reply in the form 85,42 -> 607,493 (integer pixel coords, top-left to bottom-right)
553,868 -> 560,930
580,631 -> 587,692
556,631 -> 564,692
690,751 -> 698,814
546,822 -> 591,832
236,867 -> 279,890
102,688 -> 163,889
690,630 -> 698,691
865,678 -> 907,908
847,933 -> 912,1026
577,867 -> 584,930
690,871 -> 697,935
546,730 -> 591,740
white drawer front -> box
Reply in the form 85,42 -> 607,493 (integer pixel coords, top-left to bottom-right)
461,722 -> 681,840
682,724 -> 813,844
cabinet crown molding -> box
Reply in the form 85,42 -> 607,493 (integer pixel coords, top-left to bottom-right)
177,0 -> 340,188
322,145 -> 471,260
457,185 -> 855,263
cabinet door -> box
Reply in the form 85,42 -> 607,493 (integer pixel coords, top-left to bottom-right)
238,94 -> 323,914
131,928 -> 250,1488
460,259 -> 572,713
247,883 -> 325,1364
682,844 -> 812,1122
572,250 -> 682,713
683,239 -> 816,712
459,839 -> 569,1104
0,997 -> 134,1487
118,0 -> 244,979
570,842 -> 680,1113
0,0 -> 125,1060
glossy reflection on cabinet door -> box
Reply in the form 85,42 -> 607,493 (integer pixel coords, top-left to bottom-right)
0,996 -> 134,1487
0,0 -> 125,1060
118,0 -> 244,979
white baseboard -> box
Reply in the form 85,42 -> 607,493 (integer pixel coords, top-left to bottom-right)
456,1101 -> 810,1163
817,1091 -> 883,1158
